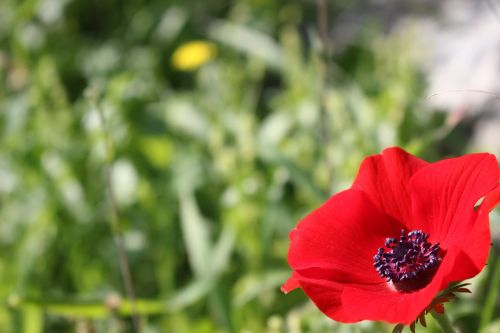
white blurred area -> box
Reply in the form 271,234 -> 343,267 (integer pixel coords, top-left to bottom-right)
426,2 -> 499,104
334,0 -> 500,153
419,0 -> 500,152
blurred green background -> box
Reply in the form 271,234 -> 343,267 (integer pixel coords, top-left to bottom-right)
0,0 -> 499,332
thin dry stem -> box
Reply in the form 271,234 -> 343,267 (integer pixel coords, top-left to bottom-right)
94,98 -> 142,333
427,89 -> 500,101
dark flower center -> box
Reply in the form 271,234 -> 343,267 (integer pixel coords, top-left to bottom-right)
373,229 -> 441,292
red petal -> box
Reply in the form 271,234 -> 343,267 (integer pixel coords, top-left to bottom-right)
449,180 -> 500,281
340,249 -> 457,324
444,184 -> 500,282
281,274 -> 301,294
287,189 -> 414,322
288,189 -> 404,285
290,273 -> 350,322
352,147 -> 428,228
481,182 -> 500,212
410,153 -> 499,248
283,151 -> 500,325
461,182 -> 500,277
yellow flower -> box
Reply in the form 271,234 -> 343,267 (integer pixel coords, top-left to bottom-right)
171,41 -> 217,71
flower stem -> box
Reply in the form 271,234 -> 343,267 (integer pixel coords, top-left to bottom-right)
431,311 -> 456,333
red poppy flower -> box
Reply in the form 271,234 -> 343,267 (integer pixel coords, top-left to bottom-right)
282,147 -> 500,325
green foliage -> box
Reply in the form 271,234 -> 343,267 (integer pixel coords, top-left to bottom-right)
0,0 -> 498,332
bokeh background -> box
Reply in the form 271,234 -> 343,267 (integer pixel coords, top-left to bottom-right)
0,0 -> 499,332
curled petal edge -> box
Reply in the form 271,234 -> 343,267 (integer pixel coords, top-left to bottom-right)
281,274 -> 301,294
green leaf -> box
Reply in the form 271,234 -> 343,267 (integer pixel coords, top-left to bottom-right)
209,20 -> 282,69
178,188 -> 212,277
22,305 -> 43,333
167,278 -> 214,311
234,270 -> 290,306
479,255 -> 500,331
210,226 -> 235,276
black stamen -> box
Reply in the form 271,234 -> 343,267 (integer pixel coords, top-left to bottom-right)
373,229 -> 442,292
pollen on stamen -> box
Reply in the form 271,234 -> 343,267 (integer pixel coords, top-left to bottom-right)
373,229 -> 441,292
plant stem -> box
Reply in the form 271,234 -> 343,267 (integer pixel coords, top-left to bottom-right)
431,311 -> 456,333
89,91 -> 142,333
315,0 -> 335,190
